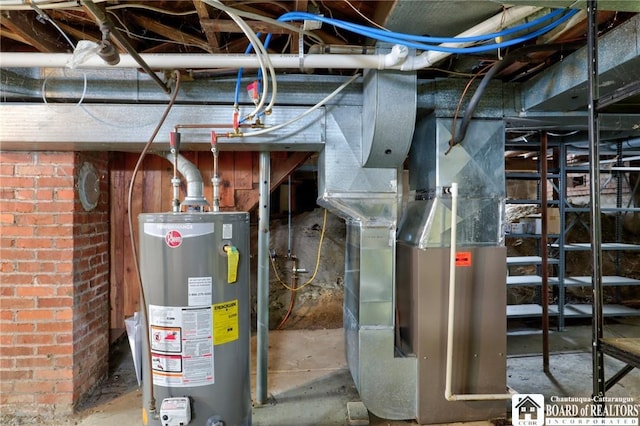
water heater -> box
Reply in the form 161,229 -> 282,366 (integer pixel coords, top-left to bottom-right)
138,212 -> 251,426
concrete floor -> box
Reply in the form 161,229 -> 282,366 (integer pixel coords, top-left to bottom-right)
32,318 -> 640,426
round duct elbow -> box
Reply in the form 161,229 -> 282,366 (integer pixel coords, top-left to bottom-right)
361,68 -> 417,168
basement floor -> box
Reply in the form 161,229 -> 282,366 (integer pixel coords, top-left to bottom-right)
38,318 -> 640,426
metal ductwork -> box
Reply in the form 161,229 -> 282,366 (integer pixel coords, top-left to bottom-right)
318,71 -> 417,419
362,64 -> 417,168
319,94 -> 510,422
398,115 -> 505,248
159,152 -> 208,210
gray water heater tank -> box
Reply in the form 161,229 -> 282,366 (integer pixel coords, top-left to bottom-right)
138,212 -> 251,426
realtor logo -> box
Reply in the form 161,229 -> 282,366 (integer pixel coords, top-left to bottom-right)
512,394 -> 545,426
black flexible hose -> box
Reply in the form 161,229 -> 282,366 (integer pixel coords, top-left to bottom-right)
449,42 -> 583,149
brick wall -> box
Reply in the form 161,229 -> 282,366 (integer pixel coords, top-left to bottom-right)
0,151 -> 110,419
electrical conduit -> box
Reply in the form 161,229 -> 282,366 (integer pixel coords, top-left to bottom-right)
444,182 -> 512,402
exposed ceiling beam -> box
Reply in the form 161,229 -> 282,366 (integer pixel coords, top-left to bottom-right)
193,0 -> 220,51
55,20 -> 100,44
522,13 -> 640,112
129,14 -> 211,53
1,10 -> 71,52
0,27 -> 29,45
200,19 -> 300,35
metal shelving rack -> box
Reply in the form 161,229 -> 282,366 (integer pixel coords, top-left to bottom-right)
554,141 -> 640,330
506,131 -> 640,332
587,0 -> 640,398
505,136 -> 562,330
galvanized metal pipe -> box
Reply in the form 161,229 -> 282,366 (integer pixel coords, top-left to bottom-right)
80,0 -> 171,94
256,151 -> 271,405
587,0 -> 605,399
541,131 -> 550,372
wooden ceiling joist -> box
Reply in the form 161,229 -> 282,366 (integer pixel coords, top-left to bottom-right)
193,0 -> 221,51
0,27 -> 30,45
200,19 -> 301,35
129,14 -> 211,53
1,10 -> 71,52
54,20 -> 100,44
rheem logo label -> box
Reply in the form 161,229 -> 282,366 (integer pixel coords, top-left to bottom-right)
165,230 -> 183,248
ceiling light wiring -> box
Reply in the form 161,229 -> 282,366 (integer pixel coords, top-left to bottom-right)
343,0 -> 390,32
0,0 -> 86,10
107,10 -> 212,52
319,0 -> 350,44
105,3 -> 199,16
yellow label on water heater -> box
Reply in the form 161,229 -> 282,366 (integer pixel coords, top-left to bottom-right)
225,245 -> 239,284
213,299 -> 239,345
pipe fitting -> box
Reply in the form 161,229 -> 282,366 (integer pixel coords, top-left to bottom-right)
159,152 -> 209,211
379,44 -> 409,69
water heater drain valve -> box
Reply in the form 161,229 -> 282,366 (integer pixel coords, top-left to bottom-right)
160,397 -> 191,426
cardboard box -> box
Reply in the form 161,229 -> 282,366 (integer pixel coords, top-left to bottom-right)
547,208 -> 560,234
507,222 -> 526,234
521,209 -> 560,235
519,217 -> 538,234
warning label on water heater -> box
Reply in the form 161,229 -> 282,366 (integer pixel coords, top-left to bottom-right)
148,305 -> 214,387
213,299 -> 239,345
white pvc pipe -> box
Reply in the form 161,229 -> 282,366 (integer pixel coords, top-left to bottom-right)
0,47 -> 418,71
444,182 -> 512,402
400,5 -> 543,70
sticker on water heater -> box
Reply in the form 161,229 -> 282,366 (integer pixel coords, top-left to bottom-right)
222,223 -> 233,239
188,276 -> 212,306
149,305 -> 214,387
151,353 -> 182,373
150,326 -> 182,353
213,299 -> 239,345
144,222 -> 214,238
